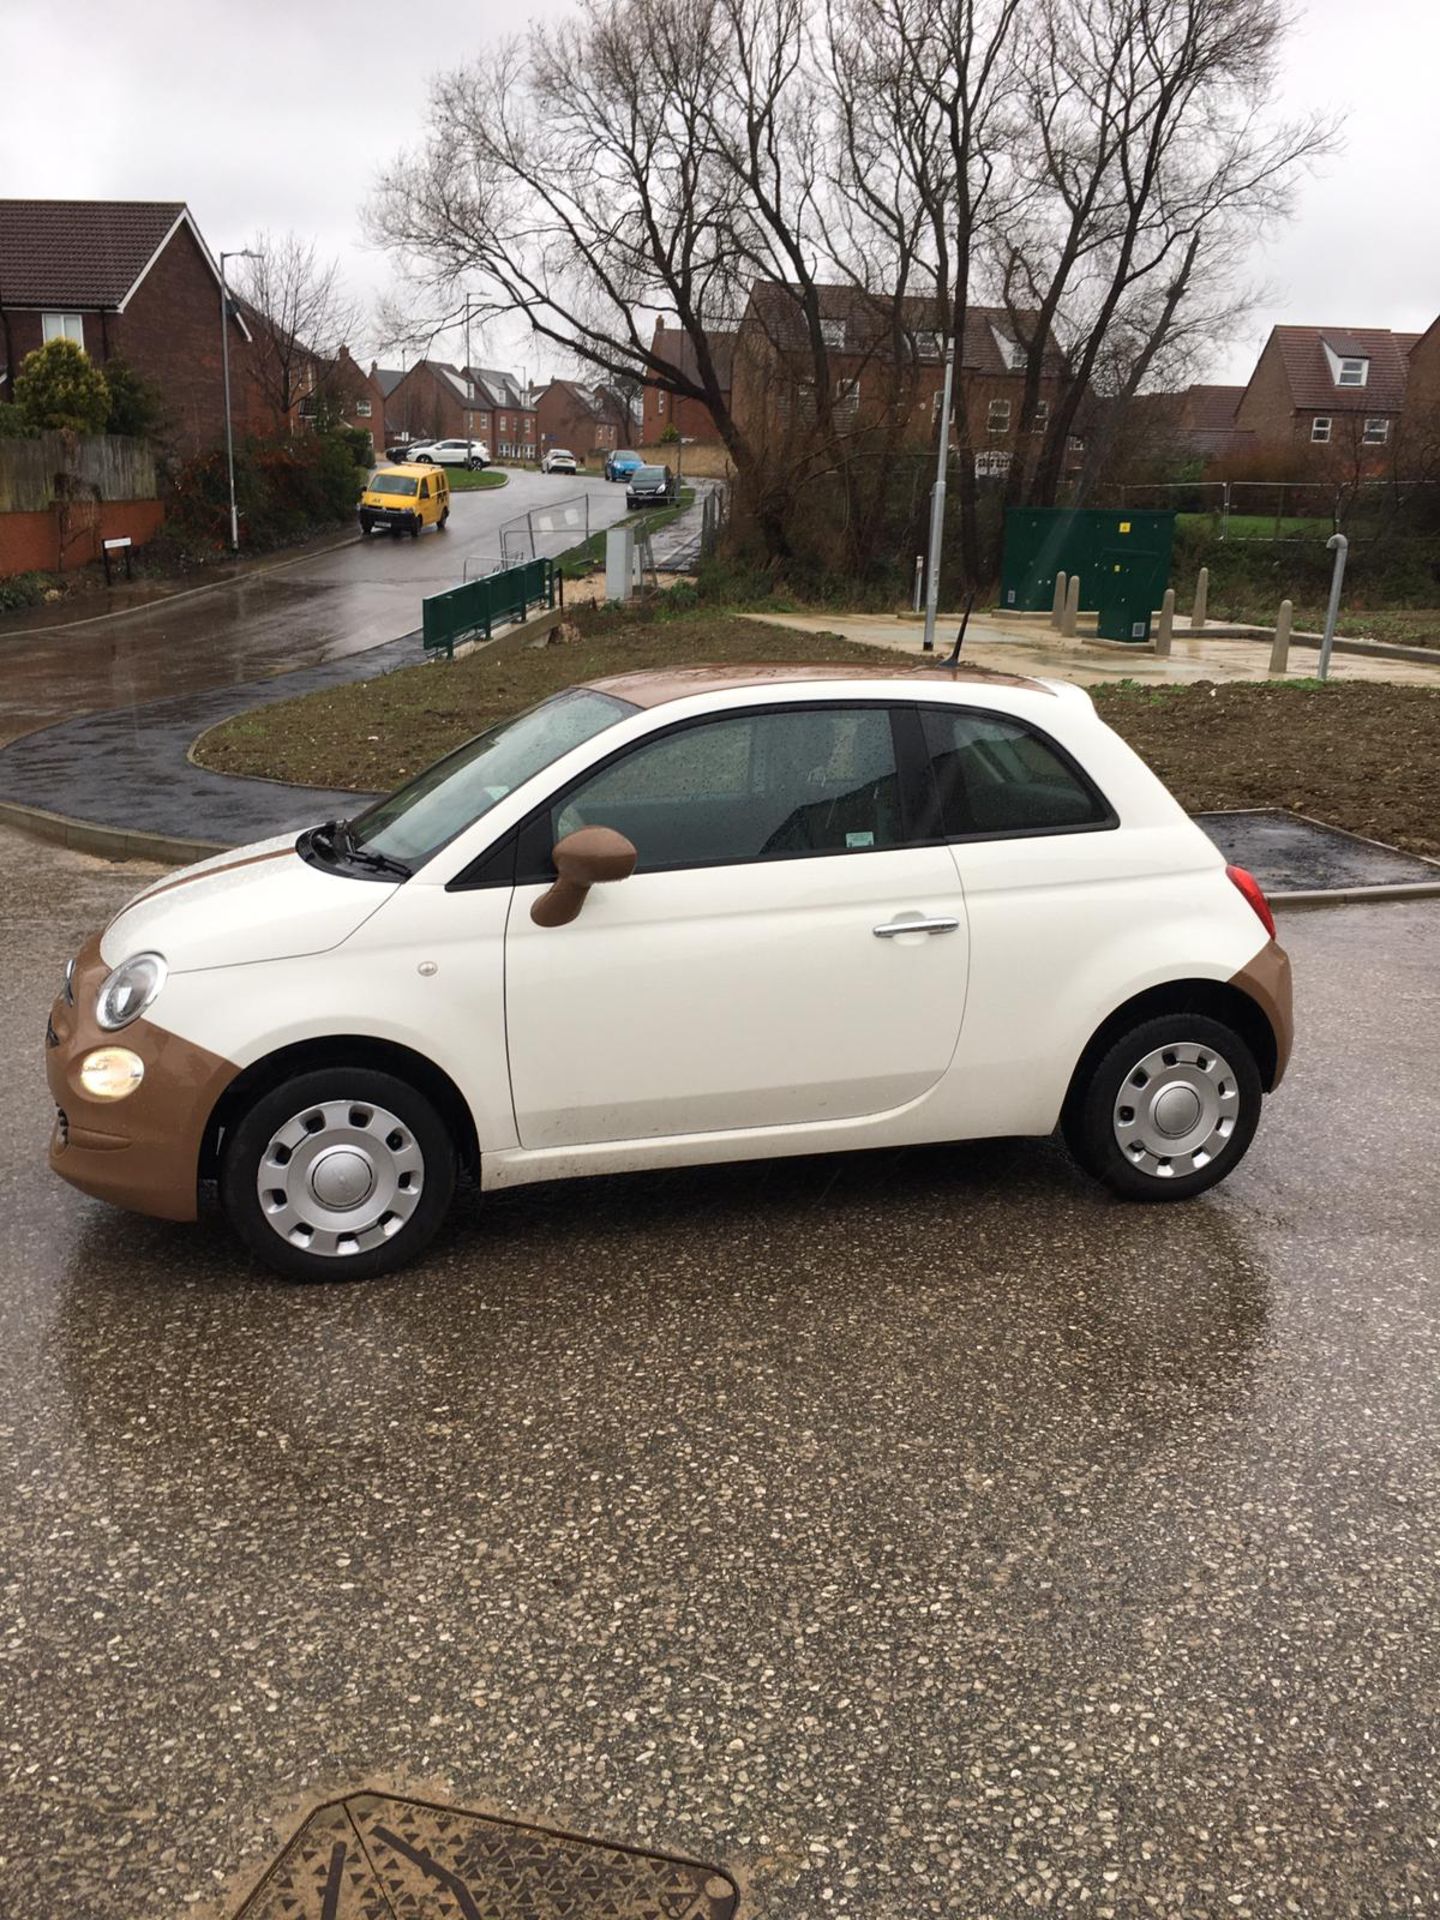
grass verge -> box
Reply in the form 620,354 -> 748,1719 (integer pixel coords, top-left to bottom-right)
554,488 -> 696,579
445,467 -> 509,492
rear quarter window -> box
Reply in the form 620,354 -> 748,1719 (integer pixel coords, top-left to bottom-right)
919,706 -> 1115,838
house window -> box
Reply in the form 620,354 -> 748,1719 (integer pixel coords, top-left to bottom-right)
835,377 -> 860,416
656,392 -> 666,415
1337,358 -> 1368,387
1311,416 -> 1332,443
987,397 -> 1012,435
1032,400 -> 1049,432
931,388 -> 949,420
355,399 -> 372,418
42,313 -> 85,347
914,330 -> 941,359
974,450 -> 1012,477
1363,416 -> 1389,445
819,318 -> 847,349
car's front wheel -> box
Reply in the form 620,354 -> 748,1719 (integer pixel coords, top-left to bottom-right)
1063,1013 -> 1261,1202
220,1068 -> 458,1281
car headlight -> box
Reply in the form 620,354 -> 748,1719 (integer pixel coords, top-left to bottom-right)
96,952 -> 167,1032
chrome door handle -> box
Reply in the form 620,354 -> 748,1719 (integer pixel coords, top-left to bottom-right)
872,916 -> 961,938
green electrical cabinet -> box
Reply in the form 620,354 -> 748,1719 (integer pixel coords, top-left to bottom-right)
1000,508 -> 1175,643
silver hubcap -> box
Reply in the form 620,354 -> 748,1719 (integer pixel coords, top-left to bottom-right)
256,1099 -> 424,1257
1113,1041 -> 1240,1179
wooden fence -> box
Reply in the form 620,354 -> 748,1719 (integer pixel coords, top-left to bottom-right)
0,432 -> 157,512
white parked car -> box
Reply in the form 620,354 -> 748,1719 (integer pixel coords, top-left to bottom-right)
411,438 -> 489,470
541,447 -> 578,475
47,664 -> 1291,1282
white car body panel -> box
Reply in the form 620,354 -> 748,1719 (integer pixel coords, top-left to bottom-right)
87,671 -> 1275,1204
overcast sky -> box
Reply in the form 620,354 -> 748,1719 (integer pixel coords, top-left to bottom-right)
5,0 -> 1436,386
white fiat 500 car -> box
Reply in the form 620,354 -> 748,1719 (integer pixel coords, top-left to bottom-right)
47,664 -> 1291,1281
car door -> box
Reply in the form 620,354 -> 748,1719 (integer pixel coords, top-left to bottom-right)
503,702 -> 970,1150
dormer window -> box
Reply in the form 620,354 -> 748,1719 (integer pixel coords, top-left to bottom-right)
819,318 -> 847,349
913,330 -> 941,359
989,323 -> 1024,371
1322,340 -> 1369,388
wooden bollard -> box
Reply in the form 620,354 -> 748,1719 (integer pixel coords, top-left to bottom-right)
1060,573 -> 1080,637
1154,587 -> 1175,656
1192,565 -> 1209,630
1051,570 -> 1068,629
1268,598 -> 1293,676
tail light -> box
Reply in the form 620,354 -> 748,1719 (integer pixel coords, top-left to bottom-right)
1226,863 -> 1276,940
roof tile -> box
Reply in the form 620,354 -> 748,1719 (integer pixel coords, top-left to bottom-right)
0,198 -> 187,309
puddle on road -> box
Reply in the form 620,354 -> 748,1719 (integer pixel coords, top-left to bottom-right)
233,1791 -> 739,1919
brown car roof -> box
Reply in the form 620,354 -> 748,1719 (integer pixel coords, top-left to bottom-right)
585,662 -> 1050,707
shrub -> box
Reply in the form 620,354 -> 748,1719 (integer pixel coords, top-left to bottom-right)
0,571 -> 53,613
0,403 -> 39,440
166,429 -> 365,554
102,357 -> 166,439
13,338 -> 111,433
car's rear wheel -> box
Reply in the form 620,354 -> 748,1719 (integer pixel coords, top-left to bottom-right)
1063,1013 -> 1261,1202
438,506 -> 449,529
220,1068 -> 457,1282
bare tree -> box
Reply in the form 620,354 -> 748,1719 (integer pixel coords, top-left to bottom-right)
236,232 -> 363,428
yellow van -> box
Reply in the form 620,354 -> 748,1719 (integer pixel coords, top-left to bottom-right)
358,464 -> 450,538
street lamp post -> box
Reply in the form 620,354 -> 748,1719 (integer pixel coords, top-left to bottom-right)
921,329 -> 959,655
219,248 -> 258,552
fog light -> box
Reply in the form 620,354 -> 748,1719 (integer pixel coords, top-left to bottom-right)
79,1047 -> 145,1101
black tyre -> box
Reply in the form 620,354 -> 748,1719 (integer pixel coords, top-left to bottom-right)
1063,1013 -> 1261,1202
410,514 -> 420,538
220,1068 -> 457,1282
438,506 -> 450,529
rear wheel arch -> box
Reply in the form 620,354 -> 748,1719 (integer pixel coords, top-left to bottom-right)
203,1036 -> 480,1183
1063,978 -> 1280,1122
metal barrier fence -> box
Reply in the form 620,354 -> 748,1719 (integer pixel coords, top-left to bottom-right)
497,492 -> 592,569
422,557 -> 556,660
1112,478 -> 1438,541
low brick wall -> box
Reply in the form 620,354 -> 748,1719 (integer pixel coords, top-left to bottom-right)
638,441 -> 734,479
0,497 -> 165,575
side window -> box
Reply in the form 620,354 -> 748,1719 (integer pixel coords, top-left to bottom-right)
549,707 -> 904,872
919,707 -> 1112,838
419,478 -> 431,499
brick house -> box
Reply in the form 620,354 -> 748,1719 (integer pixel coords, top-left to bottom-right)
642,320 -> 736,444
1229,326 -> 1420,469
0,198 -> 275,456
1175,384 -> 1253,462
729,282 -> 1073,474
466,368 -> 538,461
382,360 -> 493,455
1404,316 -> 1440,416
317,346 -> 386,459
535,378 -> 636,463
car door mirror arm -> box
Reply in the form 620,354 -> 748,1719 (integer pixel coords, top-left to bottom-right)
531,826 -> 638,927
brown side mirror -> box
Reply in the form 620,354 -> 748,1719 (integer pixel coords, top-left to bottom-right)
530,825 -> 638,927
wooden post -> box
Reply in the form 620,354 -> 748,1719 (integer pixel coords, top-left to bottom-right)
1060,573 -> 1080,637
1192,565 -> 1209,630
1269,597 -> 1293,676
1154,587 -> 1175,656
1051,570 -> 1067,629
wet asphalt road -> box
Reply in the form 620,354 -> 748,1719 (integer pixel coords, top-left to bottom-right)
5,826 -> 1440,1919
0,472 -> 630,745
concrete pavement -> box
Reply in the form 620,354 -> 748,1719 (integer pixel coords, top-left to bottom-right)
755,610 -> 1440,689
0,472 -> 633,748
7,823 -> 1440,1917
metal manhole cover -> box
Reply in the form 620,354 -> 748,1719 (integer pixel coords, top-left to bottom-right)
233,1792 -> 739,1919
1195,808 -> 1440,895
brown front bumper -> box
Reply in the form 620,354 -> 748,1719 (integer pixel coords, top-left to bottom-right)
46,936 -> 238,1222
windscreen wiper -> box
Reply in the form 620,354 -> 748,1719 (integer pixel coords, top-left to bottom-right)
332,819 -> 412,881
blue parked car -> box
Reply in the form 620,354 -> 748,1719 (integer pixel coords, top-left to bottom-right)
604,448 -> 645,482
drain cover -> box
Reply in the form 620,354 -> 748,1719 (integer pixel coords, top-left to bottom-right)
233,1792 -> 739,1919
1195,808 -> 1440,894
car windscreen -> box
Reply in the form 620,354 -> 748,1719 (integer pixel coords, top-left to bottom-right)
631,468 -> 665,483
615,450 -> 638,460
349,688 -> 639,868
370,473 -> 419,496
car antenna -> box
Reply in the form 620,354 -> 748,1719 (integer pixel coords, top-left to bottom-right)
924,589 -> 975,669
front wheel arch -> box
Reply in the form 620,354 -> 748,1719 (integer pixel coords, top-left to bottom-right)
1063,978 -> 1280,1131
202,1036 -> 480,1184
